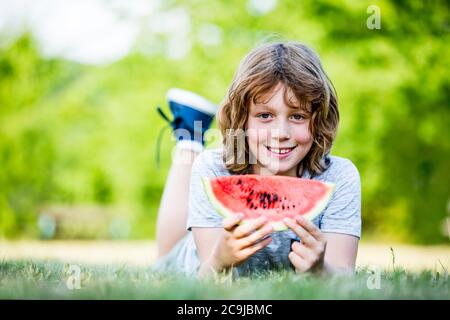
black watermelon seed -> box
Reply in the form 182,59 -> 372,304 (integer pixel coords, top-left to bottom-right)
273,195 -> 278,202
250,190 -> 254,196
282,205 -> 285,210
237,179 -> 242,185
293,205 -> 295,208
250,203 -> 253,209
263,204 -> 267,209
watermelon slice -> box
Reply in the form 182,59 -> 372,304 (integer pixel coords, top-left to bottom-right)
202,175 -> 335,231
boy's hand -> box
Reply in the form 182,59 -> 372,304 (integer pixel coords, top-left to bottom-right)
212,214 -> 273,271
284,216 -> 327,274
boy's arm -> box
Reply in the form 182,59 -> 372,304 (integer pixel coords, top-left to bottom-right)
192,227 -> 224,277
322,232 -> 359,274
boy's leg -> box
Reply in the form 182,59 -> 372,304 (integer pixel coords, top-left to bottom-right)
155,88 -> 216,258
156,146 -> 198,258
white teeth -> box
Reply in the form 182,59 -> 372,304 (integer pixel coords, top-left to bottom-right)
268,147 -> 294,154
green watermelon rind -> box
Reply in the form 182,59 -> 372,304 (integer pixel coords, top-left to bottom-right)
202,176 -> 336,232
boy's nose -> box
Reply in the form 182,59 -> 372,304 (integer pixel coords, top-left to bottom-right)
270,121 -> 291,141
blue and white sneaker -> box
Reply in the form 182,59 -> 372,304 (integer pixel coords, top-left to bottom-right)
156,88 -> 217,165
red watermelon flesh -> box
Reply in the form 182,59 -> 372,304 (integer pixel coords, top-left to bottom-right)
202,175 -> 335,231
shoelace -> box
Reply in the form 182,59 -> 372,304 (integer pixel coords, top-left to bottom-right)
155,106 -> 181,168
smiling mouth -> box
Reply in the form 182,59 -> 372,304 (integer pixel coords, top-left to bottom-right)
265,145 -> 297,155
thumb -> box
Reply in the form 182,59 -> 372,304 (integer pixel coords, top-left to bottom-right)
223,212 -> 244,231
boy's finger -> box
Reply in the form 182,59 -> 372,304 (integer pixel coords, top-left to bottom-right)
223,213 -> 244,231
291,241 -> 311,260
233,216 -> 268,238
288,251 -> 309,273
284,218 -> 316,247
237,224 -> 273,249
295,216 -> 323,241
241,235 -> 272,257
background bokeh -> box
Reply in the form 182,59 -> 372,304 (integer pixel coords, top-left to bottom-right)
0,0 -> 449,244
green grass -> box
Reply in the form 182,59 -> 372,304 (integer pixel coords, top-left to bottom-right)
0,260 -> 448,299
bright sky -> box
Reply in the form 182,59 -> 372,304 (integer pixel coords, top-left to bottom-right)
0,0 -> 277,65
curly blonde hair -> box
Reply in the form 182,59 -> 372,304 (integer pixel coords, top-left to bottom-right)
217,41 -> 339,177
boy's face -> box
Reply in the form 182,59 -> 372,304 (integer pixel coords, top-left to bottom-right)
246,82 -> 313,176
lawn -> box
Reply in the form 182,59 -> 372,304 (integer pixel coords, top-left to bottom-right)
0,259 -> 448,299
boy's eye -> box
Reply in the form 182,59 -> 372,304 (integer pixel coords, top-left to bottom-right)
291,114 -> 305,120
257,113 -> 272,119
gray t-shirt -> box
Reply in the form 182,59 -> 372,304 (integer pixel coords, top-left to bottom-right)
153,148 -> 361,276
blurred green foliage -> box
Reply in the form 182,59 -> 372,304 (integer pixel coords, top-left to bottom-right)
0,0 -> 449,243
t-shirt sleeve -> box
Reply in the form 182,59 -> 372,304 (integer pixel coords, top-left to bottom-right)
319,159 -> 362,238
186,150 -> 225,230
